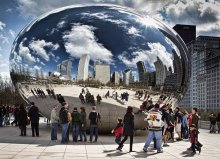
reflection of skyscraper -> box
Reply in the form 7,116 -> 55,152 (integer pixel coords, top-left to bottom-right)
112,72 -> 120,85
123,69 -> 132,86
57,60 -> 72,80
77,54 -> 90,81
94,64 -> 110,84
173,50 -> 182,87
136,61 -> 147,82
154,57 -> 168,87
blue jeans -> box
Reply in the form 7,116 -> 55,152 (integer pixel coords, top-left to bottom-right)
182,126 -> 189,139
144,130 -> 162,151
90,125 -> 98,142
51,123 -> 58,140
61,123 -> 69,143
72,125 -> 80,142
79,128 -> 87,141
115,136 -> 121,145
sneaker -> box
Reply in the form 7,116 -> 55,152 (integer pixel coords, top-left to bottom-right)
157,150 -> 163,153
143,147 -> 147,152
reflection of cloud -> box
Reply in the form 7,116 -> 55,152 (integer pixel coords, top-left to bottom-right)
81,12 -> 128,25
165,37 -> 180,56
18,39 -> 36,63
118,42 -> 173,70
127,26 -> 142,37
57,20 -> 66,28
63,24 -> 113,63
0,21 -> 6,31
29,39 -> 59,61
34,65 -> 41,70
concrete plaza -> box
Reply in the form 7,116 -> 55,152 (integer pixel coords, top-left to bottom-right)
0,121 -> 219,159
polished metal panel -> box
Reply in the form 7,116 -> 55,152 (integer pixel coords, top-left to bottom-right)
9,4 -> 188,132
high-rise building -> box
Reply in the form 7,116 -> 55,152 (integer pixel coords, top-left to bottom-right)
77,54 -> 90,81
94,64 -> 110,84
123,69 -> 132,86
173,24 -> 196,44
112,72 -> 120,85
136,61 -> 147,82
179,36 -> 220,110
57,60 -> 72,80
154,57 -> 168,88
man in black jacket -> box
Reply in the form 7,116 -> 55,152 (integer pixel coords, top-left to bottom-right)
28,102 -> 39,137
59,102 -> 69,143
89,106 -> 101,142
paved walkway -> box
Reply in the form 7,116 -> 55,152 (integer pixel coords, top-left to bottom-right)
0,122 -> 219,159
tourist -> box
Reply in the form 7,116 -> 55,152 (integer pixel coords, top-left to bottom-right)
217,113 -> 220,133
117,106 -> 134,152
71,107 -> 81,142
28,102 -> 40,137
209,113 -> 217,133
89,106 -> 101,142
161,105 -> 170,147
18,104 -> 28,136
111,117 -> 123,145
167,108 -> 175,141
96,94 -> 102,105
79,93 -> 85,104
67,107 -> 72,142
181,111 -> 189,139
59,102 -> 69,143
189,124 -> 199,155
11,105 -> 19,126
79,107 -> 87,142
7,105 -> 14,122
188,107 -> 201,154
143,104 -> 163,153
174,107 -> 182,140
50,105 -> 59,141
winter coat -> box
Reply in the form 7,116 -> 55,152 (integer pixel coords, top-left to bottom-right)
28,106 -> 39,123
18,109 -> 27,126
123,113 -> 134,136
81,111 -> 87,131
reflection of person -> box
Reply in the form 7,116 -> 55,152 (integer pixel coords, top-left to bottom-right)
50,105 -> 59,141
18,104 -> 28,136
117,106 -> 134,152
28,102 -> 39,137
96,94 -> 102,105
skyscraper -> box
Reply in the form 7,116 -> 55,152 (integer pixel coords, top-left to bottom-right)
112,72 -> 120,85
136,61 -> 147,82
154,57 -> 168,88
94,64 -> 110,84
57,60 -> 72,80
77,54 -> 90,81
123,69 -> 132,86
173,24 -> 196,44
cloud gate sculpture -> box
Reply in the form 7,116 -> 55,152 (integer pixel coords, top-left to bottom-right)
9,4 -> 189,133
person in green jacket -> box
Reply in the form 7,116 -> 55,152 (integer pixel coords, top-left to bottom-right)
71,107 -> 81,142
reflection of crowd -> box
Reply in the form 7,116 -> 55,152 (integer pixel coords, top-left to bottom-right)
31,88 -> 46,98
79,88 -> 102,106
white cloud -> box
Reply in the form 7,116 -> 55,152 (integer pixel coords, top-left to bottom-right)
9,29 -> 16,38
63,24 -> 113,63
18,39 -> 36,63
29,39 -> 59,61
118,42 -> 173,70
0,21 -> 6,31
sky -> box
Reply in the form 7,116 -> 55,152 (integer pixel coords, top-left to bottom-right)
1,0 -> 220,79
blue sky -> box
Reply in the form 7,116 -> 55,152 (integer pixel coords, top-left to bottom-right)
1,0 -> 220,79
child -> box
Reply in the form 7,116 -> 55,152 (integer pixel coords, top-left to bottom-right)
190,124 -> 201,154
111,118 -> 123,145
